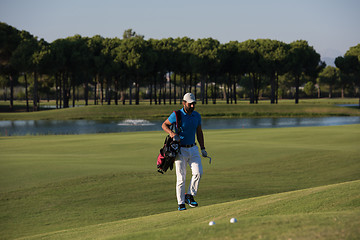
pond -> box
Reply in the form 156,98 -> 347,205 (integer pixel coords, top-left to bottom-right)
1,116 -> 360,136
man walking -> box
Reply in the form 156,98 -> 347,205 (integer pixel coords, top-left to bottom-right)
162,93 -> 208,211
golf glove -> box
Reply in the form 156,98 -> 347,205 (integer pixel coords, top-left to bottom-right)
201,149 -> 208,157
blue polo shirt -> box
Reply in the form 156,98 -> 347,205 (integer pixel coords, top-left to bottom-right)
168,108 -> 202,145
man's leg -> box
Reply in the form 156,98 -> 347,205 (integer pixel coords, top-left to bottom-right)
175,152 -> 188,205
187,146 -> 203,197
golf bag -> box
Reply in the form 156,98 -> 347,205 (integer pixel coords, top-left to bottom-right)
157,110 -> 182,174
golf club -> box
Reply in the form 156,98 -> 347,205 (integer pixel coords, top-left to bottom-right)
205,156 -> 212,164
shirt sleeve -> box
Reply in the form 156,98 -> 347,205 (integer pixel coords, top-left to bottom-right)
168,111 -> 176,124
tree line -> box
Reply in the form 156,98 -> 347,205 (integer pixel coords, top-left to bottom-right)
1,22 -> 359,111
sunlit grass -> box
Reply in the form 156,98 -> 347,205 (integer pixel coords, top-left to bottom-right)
0,125 -> 359,239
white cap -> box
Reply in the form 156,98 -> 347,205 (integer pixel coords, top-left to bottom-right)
183,93 -> 196,103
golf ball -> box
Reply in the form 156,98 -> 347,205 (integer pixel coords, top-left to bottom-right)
209,221 -> 216,226
230,218 -> 238,223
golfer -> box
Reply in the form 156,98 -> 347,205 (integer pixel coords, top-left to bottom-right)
162,92 -> 208,211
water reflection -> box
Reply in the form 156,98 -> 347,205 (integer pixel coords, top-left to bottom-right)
117,119 -> 155,126
201,117 -> 360,130
0,117 -> 359,136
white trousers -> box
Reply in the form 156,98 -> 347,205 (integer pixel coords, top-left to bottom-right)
175,145 -> 203,204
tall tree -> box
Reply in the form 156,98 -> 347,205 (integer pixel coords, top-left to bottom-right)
0,22 -> 21,111
336,44 -> 360,107
101,37 -> 121,105
239,40 -> 265,104
66,35 -> 91,107
288,40 -> 321,104
256,39 -> 288,104
176,37 -> 195,102
116,35 -> 148,104
10,30 -> 39,111
31,39 -> 50,111
87,35 -> 106,105
190,38 -> 219,104
219,41 -> 250,104
317,66 -> 340,98
160,38 -> 178,104
218,41 -> 237,103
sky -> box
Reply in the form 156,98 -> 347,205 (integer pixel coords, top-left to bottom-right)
1,0 -> 359,61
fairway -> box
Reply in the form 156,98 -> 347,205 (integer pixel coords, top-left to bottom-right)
17,181 -> 360,240
0,125 -> 360,239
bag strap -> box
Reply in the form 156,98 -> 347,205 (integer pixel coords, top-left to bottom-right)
174,110 -> 182,134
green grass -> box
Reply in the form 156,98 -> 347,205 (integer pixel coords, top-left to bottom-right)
0,98 -> 360,120
19,180 -> 360,240
0,125 -> 359,239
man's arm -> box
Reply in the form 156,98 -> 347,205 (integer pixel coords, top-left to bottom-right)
196,124 -> 205,149
162,119 -> 176,138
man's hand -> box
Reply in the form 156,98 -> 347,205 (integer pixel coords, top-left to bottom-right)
162,119 -> 177,139
169,131 -> 176,138
201,149 -> 208,157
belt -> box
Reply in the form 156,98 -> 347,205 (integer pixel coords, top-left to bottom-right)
181,143 -> 196,148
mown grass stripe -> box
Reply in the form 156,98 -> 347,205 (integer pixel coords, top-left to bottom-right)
18,180 -> 360,240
